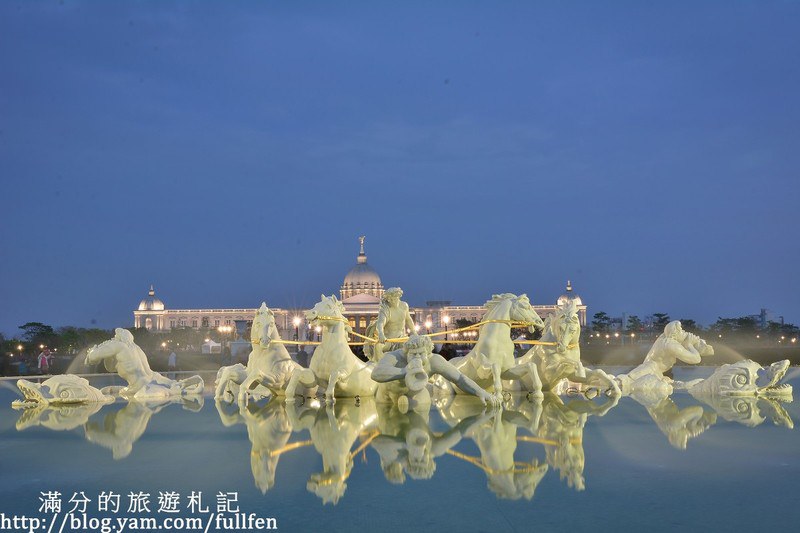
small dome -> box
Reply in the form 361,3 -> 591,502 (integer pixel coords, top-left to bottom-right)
138,285 -> 165,311
557,280 -> 583,306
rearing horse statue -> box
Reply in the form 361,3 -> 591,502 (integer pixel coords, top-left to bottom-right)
518,300 -> 620,397
215,302 -> 313,405
449,293 -> 546,399
285,295 -> 377,402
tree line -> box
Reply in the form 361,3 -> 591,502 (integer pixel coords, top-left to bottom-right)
590,312 -> 799,341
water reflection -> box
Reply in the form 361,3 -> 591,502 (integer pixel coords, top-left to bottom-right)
14,396 -> 204,459
372,402 -> 492,485
13,386 -> 794,505
240,390 -> 795,486
438,396 -> 548,499
634,396 -> 717,450
288,399 -> 378,504
691,394 -> 793,429
15,401 -> 107,432
85,397 -> 203,459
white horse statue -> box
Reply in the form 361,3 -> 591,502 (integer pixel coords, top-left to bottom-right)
285,295 -> 377,402
447,293 -> 546,399
85,328 -> 203,400
215,302 -> 313,404
518,300 -> 620,397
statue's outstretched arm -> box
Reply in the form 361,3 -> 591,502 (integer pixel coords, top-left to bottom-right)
371,353 -> 405,383
432,355 -> 491,400
431,411 -> 495,456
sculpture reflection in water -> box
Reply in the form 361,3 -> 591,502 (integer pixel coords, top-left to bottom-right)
216,390 -> 622,503
84,397 -> 203,459
213,399 -> 295,493
437,396 -> 550,499
438,391 -> 617,496
371,401 -> 494,484
287,398 -> 378,504
14,401 -> 107,432
14,395 -> 204,459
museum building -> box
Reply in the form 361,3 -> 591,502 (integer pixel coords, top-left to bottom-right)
133,238 -> 587,342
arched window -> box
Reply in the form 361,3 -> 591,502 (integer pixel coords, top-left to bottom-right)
145,318 -> 153,330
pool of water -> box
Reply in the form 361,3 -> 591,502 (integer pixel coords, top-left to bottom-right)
1,367 -> 797,532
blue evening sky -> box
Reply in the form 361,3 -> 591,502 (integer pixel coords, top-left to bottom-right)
1,1 -> 798,335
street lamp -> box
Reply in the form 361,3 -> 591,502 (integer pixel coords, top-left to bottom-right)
443,315 -> 450,341
292,316 -> 301,341
424,320 -> 432,333
413,324 -> 420,333
315,325 -> 322,342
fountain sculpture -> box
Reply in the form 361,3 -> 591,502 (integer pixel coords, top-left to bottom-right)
215,302 -> 312,405
84,328 -> 204,399
372,334 -> 500,411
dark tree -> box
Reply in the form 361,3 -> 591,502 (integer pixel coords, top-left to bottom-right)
625,315 -> 643,333
651,313 -> 671,331
18,322 -> 57,347
592,312 -> 612,333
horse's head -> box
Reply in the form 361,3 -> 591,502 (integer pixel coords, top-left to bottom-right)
306,294 -> 346,328
506,294 -> 545,333
252,302 -> 277,344
553,300 -> 580,352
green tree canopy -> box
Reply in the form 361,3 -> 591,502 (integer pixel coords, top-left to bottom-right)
18,322 -> 57,347
592,312 -> 612,333
625,315 -> 643,333
651,313 -> 671,331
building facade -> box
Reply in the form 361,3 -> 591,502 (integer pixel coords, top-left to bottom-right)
133,237 -> 587,342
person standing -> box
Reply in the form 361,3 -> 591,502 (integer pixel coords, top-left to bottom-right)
37,349 -> 50,374
168,350 -> 178,372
